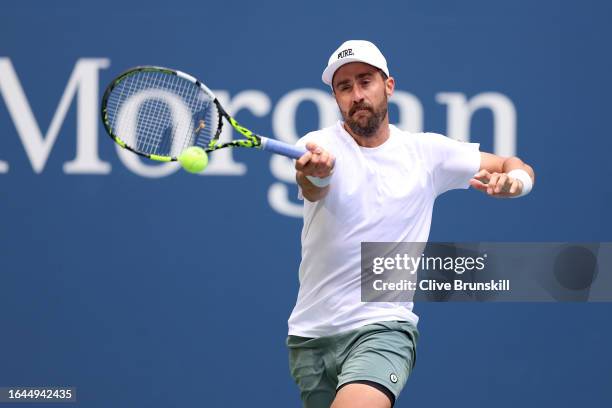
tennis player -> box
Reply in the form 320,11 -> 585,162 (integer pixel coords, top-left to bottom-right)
287,40 -> 535,408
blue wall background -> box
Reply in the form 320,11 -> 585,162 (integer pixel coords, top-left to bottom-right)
1,0 -> 611,406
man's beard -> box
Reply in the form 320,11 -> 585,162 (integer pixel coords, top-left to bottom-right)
343,98 -> 388,138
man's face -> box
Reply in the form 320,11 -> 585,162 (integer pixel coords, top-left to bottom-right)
332,62 -> 394,138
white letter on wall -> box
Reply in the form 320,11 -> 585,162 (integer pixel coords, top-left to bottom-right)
436,92 -> 516,157
389,91 -> 423,133
0,58 -> 111,173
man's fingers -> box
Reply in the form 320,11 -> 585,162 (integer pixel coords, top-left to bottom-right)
508,179 -> 517,195
470,178 -> 488,192
305,142 -> 323,155
311,153 -> 321,166
298,154 -> 330,177
315,151 -> 328,168
297,143 -> 334,178
509,179 -> 523,195
487,173 -> 501,194
295,151 -> 312,170
319,151 -> 329,164
473,169 -> 491,185
472,171 -> 527,197
327,155 -> 335,171
474,169 -> 491,181
495,174 -> 508,193
474,176 -> 489,185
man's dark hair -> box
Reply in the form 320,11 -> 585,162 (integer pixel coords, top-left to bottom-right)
378,69 -> 388,82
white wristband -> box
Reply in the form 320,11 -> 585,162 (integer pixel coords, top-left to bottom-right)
306,175 -> 332,188
507,169 -> 532,198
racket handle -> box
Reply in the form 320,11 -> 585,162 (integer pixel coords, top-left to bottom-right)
260,137 -> 307,159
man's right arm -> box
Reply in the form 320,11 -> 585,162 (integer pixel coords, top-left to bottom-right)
295,142 -> 335,202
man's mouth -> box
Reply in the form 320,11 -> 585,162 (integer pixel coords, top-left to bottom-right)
351,107 -> 372,116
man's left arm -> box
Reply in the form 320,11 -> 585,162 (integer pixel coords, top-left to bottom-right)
470,152 -> 535,198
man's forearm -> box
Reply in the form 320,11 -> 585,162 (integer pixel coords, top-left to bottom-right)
296,171 -> 330,202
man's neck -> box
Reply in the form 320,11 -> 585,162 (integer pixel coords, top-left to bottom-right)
343,118 -> 391,148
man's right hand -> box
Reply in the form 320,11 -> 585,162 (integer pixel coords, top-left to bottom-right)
295,142 -> 335,202
295,142 -> 335,178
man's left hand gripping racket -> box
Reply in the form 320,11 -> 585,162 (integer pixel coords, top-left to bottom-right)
101,66 -> 307,167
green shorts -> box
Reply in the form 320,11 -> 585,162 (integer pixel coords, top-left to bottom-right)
287,321 -> 418,408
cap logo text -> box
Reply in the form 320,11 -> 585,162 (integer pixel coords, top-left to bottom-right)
337,49 -> 354,59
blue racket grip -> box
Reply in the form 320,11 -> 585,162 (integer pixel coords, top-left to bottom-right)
260,137 -> 307,159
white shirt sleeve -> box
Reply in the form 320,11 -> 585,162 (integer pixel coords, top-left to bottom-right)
425,133 -> 481,196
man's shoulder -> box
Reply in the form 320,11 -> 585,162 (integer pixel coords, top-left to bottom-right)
390,125 -> 445,144
390,126 -> 462,152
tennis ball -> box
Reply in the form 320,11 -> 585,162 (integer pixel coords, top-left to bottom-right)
178,147 -> 208,173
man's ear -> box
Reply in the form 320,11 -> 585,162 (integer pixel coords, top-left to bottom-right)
385,77 -> 395,97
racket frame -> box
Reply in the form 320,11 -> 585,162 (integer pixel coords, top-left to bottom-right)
101,66 -> 305,161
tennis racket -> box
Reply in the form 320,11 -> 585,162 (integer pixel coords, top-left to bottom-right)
100,66 -> 307,162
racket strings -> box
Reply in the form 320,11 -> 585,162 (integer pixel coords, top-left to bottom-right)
105,70 -> 218,158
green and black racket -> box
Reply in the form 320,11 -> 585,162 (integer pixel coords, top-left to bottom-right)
101,66 -> 306,165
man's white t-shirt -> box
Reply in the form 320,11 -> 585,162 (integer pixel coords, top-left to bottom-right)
288,121 -> 480,338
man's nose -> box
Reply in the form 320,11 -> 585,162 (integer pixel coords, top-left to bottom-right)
351,85 -> 365,102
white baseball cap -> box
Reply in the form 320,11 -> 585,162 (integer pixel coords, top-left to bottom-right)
321,40 -> 390,86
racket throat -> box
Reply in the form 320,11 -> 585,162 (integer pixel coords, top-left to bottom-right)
228,117 -> 262,146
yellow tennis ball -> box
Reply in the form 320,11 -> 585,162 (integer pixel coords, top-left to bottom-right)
178,147 -> 208,173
